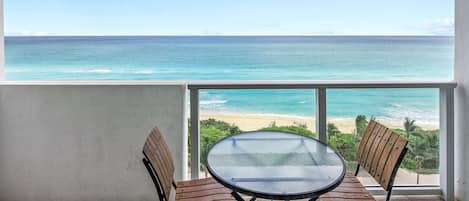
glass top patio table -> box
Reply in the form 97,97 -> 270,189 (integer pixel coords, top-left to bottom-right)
206,131 -> 346,200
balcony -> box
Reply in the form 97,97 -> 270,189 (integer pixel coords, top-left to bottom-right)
0,79 -> 458,201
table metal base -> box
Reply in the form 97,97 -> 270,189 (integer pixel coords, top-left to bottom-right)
231,191 -> 318,201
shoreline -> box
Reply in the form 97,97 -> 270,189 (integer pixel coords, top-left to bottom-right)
200,112 -> 439,133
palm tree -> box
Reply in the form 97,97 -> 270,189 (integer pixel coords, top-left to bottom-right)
327,123 -> 341,139
404,117 -> 417,139
355,115 -> 368,136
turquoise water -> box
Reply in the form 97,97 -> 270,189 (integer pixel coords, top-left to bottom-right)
5,36 -> 454,124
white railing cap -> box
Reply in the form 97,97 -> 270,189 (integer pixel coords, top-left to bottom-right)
188,80 -> 457,89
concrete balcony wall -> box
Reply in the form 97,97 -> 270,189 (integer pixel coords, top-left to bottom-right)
0,0 -> 4,79
0,81 -> 188,201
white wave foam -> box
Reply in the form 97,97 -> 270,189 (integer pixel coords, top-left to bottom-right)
200,100 -> 227,105
381,103 -> 438,125
7,68 -> 113,74
5,68 -> 30,73
63,68 -> 113,74
134,70 -> 157,74
88,69 -> 112,73
199,98 -> 228,110
243,112 -> 313,119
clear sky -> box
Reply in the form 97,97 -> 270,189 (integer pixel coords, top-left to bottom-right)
5,0 -> 454,36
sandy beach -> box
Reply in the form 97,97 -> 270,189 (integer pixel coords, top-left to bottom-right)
201,112 -> 439,133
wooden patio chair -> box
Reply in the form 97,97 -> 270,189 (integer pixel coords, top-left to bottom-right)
142,127 -> 235,201
319,120 -> 408,201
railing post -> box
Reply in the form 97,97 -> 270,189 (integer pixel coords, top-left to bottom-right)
190,89 -> 200,179
439,87 -> 454,201
316,88 -> 327,143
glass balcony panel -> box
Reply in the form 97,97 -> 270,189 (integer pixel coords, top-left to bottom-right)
192,89 -> 316,178
327,88 -> 440,186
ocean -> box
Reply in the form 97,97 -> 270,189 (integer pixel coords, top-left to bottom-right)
5,36 -> 454,125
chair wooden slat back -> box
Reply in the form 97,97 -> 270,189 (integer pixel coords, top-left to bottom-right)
356,120 -> 408,191
143,127 -> 175,201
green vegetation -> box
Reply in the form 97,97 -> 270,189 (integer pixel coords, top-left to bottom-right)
194,116 -> 439,175
328,129 -> 360,170
197,119 -> 242,173
395,127 -> 439,174
355,115 -> 368,136
404,117 -> 419,139
261,122 -> 316,138
327,123 -> 341,139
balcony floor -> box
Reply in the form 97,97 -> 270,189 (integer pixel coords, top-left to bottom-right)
249,195 -> 442,201
374,195 -> 442,201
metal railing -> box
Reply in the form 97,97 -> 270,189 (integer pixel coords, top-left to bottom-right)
188,80 -> 457,200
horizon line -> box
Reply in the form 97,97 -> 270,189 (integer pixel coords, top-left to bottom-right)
4,34 -> 455,37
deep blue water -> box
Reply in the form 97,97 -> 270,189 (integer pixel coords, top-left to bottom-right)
5,36 -> 454,124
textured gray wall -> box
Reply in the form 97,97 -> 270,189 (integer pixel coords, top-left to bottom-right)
455,0 -> 468,200
0,82 -> 187,201
0,0 -> 3,79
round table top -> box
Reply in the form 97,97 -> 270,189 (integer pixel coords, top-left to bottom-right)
206,131 -> 346,200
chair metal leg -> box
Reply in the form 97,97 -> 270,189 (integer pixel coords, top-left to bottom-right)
231,191 -> 245,201
385,187 -> 393,201
354,164 -> 360,176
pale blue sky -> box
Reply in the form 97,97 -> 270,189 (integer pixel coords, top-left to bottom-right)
5,0 -> 454,36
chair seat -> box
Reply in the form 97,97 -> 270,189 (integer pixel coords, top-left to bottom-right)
318,172 -> 376,201
175,177 -> 235,201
